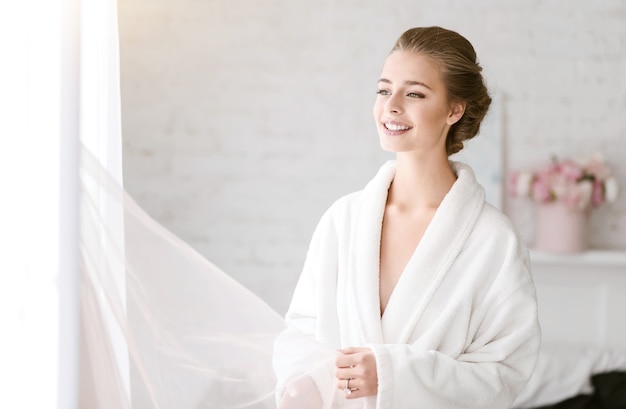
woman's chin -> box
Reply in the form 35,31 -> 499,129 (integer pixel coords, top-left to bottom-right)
379,140 -> 411,153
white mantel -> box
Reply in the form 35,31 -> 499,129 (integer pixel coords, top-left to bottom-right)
529,249 -> 626,351
531,250 -> 626,269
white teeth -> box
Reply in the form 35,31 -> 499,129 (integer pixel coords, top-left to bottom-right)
385,123 -> 409,131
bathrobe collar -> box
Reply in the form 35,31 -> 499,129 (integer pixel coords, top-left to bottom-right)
342,160 -> 486,345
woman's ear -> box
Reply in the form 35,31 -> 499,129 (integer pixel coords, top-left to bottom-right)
447,102 -> 466,125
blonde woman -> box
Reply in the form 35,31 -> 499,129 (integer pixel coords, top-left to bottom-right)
276,26 -> 540,409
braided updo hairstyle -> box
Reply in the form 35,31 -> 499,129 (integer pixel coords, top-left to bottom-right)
391,27 -> 492,156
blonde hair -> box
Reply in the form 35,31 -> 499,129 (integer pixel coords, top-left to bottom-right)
391,27 -> 492,155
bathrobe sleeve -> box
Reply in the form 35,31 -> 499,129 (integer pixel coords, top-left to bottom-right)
368,231 -> 541,409
285,201 -> 341,342
274,202 -> 344,407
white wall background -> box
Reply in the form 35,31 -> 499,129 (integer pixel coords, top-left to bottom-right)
118,0 -> 626,314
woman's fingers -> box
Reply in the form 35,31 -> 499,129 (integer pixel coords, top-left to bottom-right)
334,346 -> 369,367
333,367 -> 353,379
334,354 -> 354,368
334,347 -> 378,399
335,347 -> 374,368
335,377 -> 360,399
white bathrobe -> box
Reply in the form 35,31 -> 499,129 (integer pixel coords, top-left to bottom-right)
280,160 -> 541,409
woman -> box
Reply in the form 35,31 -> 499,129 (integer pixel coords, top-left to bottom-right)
275,27 -> 540,408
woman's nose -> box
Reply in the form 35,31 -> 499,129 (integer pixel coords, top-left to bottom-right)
385,94 -> 402,114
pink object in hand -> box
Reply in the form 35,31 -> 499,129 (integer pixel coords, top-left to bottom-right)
534,202 -> 590,254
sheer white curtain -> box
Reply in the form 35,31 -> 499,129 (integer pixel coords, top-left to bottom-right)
0,1 -> 347,407
0,0 -> 126,407
78,0 -> 130,407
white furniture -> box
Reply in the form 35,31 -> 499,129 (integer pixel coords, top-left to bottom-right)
530,250 -> 626,351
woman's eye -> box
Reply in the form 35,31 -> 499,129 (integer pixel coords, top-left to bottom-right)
407,92 -> 425,98
376,89 -> 390,96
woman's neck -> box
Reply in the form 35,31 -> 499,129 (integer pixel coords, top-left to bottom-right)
388,152 -> 457,210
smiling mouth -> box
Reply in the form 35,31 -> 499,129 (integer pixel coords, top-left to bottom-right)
384,123 -> 411,131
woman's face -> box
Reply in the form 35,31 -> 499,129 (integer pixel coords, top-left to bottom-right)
373,51 -> 463,155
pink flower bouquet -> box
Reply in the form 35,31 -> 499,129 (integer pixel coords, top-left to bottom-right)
509,154 -> 619,210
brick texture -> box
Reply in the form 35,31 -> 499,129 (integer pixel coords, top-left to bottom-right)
119,0 -> 626,313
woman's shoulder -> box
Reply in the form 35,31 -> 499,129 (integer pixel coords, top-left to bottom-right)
472,202 -> 527,251
478,202 -> 516,229
321,190 -> 363,222
326,161 -> 395,213
331,189 -> 362,208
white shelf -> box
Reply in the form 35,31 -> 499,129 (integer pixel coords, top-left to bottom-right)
530,249 -> 626,268
529,249 -> 626,350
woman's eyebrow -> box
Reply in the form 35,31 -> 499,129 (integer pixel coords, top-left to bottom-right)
378,78 -> 432,90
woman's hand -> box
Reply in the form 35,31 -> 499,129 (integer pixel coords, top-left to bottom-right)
334,347 -> 378,399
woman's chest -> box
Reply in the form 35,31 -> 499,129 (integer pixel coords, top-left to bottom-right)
379,207 -> 435,315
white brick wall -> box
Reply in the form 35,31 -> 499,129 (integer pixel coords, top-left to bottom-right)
119,0 -> 626,314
